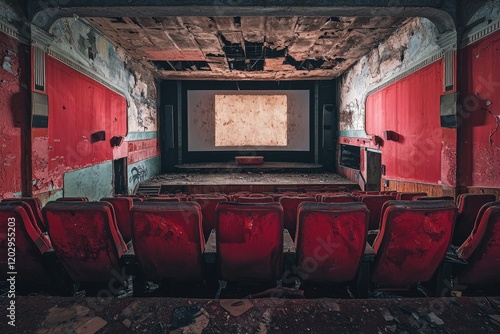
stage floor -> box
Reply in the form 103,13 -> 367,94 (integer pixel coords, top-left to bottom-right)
139,172 -> 356,194
143,172 -> 354,186
175,161 -> 323,173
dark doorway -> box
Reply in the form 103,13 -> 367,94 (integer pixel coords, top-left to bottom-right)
114,158 -> 127,195
365,150 -> 382,191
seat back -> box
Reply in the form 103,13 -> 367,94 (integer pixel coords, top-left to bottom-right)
216,202 -> 284,281
100,197 -> 133,241
414,196 -> 455,202
131,202 -> 204,282
2,197 -> 46,232
0,202 -> 52,282
43,201 -> 127,282
191,196 -> 228,241
321,195 -> 356,203
372,200 -> 456,288
56,197 -> 89,201
457,202 -> 500,285
296,202 -> 369,283
359,195 -> 395,230
396,192 -> 427,200
147,196 -> 181,202
279,196 -> 316,240
454,194 -> 497,244
237,196 -> 274,203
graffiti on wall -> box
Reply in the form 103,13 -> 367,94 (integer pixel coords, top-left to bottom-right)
129,164 -> 148,185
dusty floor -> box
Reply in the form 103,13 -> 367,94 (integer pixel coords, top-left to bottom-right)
2,296 -> 500,333
143,172 -> 354,186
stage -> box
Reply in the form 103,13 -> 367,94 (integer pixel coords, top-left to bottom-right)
174,161 -> 323,173
136,164 -> 357,194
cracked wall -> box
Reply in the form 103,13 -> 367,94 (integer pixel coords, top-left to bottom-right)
0,30 -> 28,199
339,18 -> 440,132
32,17 -> 160,199
49,18 -> 158,133
459,29 -> 500,188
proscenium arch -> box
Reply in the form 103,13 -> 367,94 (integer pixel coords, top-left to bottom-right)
29,0 -> 457,33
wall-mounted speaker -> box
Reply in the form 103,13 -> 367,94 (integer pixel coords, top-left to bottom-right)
163,105 -> 175,149
440,92 -> 458,128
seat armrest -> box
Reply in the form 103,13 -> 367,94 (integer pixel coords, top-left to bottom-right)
283,229 -> 296,268
204,229 -> 216,264
42,248 -> 57,260
121,245 -> 138,275
363,242 -> 375,262
444,245 -> 467,265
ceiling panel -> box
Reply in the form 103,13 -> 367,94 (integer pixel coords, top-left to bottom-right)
88,16 -> 407,80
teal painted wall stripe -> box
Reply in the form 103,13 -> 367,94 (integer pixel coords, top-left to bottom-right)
126,131 -> 159,141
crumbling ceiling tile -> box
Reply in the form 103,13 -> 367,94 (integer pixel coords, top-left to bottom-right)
87,15 -> 406,80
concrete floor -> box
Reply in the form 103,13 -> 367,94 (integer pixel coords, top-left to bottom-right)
2,295 -> 500,333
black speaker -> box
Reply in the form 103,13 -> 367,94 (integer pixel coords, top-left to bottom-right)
163,105 -> 175,149
440,92 -> 458,128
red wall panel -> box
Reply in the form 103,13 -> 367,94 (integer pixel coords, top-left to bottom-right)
32,56 -> 127,193
459,31 -> 500,187
366,60 -> 456,185
128,138 -> 160,164
0,32 -> 29,198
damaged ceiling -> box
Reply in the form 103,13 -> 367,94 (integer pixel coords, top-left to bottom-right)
87,16 -> 407,80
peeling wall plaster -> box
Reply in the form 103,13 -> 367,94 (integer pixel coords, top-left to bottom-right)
339,18 -> 440,132
63,161 -> 114,201
49,18 -> 158,133
0,0 -> 26,29
465,0 -> 500,26
0,30 -> 28,199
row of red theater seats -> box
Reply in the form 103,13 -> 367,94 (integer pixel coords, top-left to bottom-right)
1,198 -> 499,297
2,191 -> 496,248
131,191 -> 498,247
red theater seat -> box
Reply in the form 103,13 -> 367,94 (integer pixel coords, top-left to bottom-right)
359,195 -> 395,230
216,202 -> 284,281
396,192 -> 427,200
43,201 -> 127,283
147,196 -> 181,202
0,202 -> 53,284
2,197 -> 46,232
414,196 -> 455,201
101,197 -> 133,242
321,195 -> 356,203
191,195 -> 228,241
454,194 -> 497,245
56,197 -> 89,201
296,202 -> 369,285
457,202 -> 500,285
279,196 -> 316,240
131,202 -> 204,282
371,201 -> 457,289
236,196 -> 274,203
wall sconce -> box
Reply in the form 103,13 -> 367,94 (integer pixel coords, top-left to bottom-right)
110,135 -> 124,147
90,130 -> 106,143
383,130 -> 399,142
